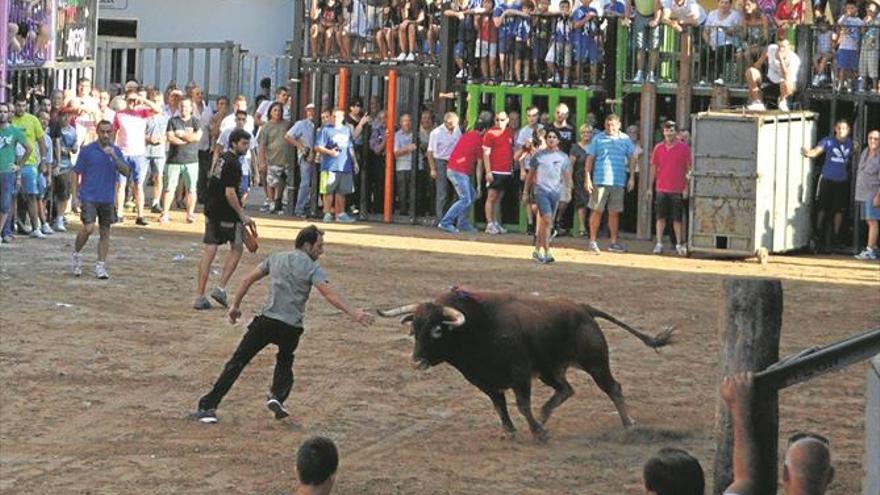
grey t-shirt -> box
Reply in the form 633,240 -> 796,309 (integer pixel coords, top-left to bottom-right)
258,250 -> 328,328
530,149 -> 570,195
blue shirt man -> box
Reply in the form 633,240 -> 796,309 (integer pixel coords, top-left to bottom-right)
75,139 -> 126,204
317,122 -> 354,173
817,135 -> 853,182
586,130 -> 636,187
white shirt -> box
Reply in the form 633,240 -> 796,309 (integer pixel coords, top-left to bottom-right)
766,44 -> 801,84
428,125 -> 462,160
704,9 -> 742,48
256,99 -> 291,122
193,102 -> 215,150
220,113 -> 255,135
665,0 -> 706,25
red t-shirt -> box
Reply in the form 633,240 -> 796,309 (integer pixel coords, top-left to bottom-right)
478,15 -> 498,42
447,130 -> 484,175
775,0 -> 803,23
482,127 -> 514,174
651,140 -> 691,194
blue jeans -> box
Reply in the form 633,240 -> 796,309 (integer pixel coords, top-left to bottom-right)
434,159 -> 449,219
1,172 -> 16,237
440,170 -> 475,230
294,155 -> 313,216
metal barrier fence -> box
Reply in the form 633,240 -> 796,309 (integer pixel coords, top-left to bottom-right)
95,40 -> 241,100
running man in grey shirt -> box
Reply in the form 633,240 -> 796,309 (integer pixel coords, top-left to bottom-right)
191,225 -> 374,424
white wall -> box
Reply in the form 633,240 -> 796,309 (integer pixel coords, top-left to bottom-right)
98,0 -> 294,98
99,0 -> 293,55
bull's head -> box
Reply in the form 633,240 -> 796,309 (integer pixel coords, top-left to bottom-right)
377,303 -> 466,369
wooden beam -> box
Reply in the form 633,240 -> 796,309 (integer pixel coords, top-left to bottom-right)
638,83 -> 655,240
676,31 -> 692,130
712,277 -> 782,495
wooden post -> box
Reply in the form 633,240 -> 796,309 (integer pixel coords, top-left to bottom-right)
710,85 -> 729,110
637,83 -> 655,240
866,355 -> 880,495
384,70 -> 398,223
676,30 -> 692,130
713,277 -> 782,495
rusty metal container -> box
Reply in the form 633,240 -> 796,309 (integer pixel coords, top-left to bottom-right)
688,110 -> 817,261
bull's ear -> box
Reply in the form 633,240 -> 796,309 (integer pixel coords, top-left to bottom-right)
400,314 -> 414,325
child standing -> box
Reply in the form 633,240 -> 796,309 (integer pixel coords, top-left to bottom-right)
857,0 -> 879,93
811,15 -> 834,87
545,0 -> 573,84
836,0 -> 864,92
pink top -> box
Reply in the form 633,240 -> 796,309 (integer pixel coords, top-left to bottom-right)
651,140 -> 691,193
113,108 -> 153,156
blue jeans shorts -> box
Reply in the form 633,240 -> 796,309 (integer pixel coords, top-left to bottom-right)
19,165 -> 39,195
535,187 -> 560,216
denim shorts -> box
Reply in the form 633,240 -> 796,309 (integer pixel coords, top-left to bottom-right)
836,49 -> 858,71
19,165 -> 39,195
0,171 -> 17,213
534,187 -> 560,216
865,200 -> 880,221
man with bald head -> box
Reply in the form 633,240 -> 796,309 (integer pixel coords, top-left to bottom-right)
721,373 -> 834,495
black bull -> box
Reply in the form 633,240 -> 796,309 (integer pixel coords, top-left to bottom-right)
378,289 -> 673,442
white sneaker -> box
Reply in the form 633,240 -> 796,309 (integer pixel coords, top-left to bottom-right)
485,223 -> 500,235
855,247 -> 878,260
588,241 -> 600,254
676,244 -> 688,256
404,52 -> 415,62
40,223 -> 55,235
95,261 -> 110,280
652,242 -> 664,255
29,229 -> 46,239
396,52 -> 407,62
494,222 -> 508,234
777,99 -> 789,112
53,217 -> 66,232
455,69 -> 466,79
72,252 -> 83,277
746,100 -> 766,111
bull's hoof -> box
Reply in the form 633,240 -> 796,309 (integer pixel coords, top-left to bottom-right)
622,417 -> 637,428
500,429 -> 517,441
533,429 -> 550,443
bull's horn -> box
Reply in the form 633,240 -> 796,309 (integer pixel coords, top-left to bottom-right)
377,304 -> 419,317
442,306 -> 466,328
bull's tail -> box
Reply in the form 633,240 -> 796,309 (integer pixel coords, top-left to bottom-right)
583,305 -> 674,349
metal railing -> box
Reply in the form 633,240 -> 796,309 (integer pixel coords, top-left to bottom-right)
805,24 -> 879,93
95,40 -> 241,100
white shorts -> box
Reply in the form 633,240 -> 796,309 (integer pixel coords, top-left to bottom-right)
476,40 -> 497,58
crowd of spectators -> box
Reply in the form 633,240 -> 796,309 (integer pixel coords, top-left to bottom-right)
306,0 -> 880,94
2,75 -> 877,260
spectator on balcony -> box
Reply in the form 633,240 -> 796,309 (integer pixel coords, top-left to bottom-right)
531,0 -> 554,82
398,0 -> 427,62
447,0 -> 479,79
545,0 -> 574,84
813,0 -> 846,24
802,119 -> 854,252
338,0 -> 369,61
573,0 -> 602,85
854,129 -> 880,260
428,111 -> 462,222
703,0 -> 743,84
836,0 -> 865,92
663,0 -> 708,32
811,15 -> 835,87
737,0 -> 770,72
626,0 -> 663,84
312,0 -> 343,59
494,0 -> 519,82
775,0 -> 805,39
376,0 -> 403,61
424,0 -> 445,61
858,0 -> 879,93
746,38 -> 801,111
510,2 -> 534,83
476,0 -> 500,81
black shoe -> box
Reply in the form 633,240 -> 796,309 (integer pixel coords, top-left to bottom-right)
526,224 -> 535,236
135,217 -> 149,226
266,396 -> 289,420
150,204 -> 163,214
190,408 -> 218,424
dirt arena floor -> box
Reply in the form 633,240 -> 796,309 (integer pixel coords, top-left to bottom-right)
1,208 -> 878,494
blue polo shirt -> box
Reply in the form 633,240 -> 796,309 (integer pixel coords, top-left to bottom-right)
586,131 -> 635,187
74,141 -> 125,204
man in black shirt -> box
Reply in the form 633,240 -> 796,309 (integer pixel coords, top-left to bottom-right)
194,129 -> 256,310
552,103 -> 575,235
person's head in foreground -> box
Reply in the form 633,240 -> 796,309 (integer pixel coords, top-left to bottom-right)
296,436 -> 338,494
643,447 -> 705,495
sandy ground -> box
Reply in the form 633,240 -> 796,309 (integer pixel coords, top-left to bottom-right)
1,206 -> 878,494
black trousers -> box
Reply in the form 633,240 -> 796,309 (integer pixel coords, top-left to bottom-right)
198,315 -> 304,410
196,149 -> 212,205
